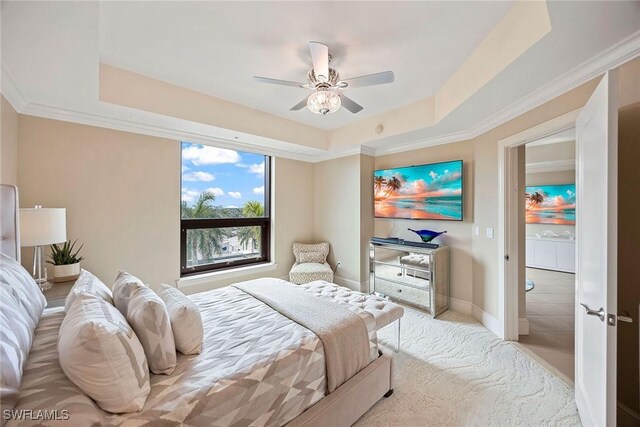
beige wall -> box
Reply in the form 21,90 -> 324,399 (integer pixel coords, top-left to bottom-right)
313,154 -> 363,290
1,96 -> 18,185
18,116 -> 181,287
470,79 -> 599,316
525,140 -> 575,163
617,102 -> 640,415
16,115 -> 316,291
360,155 -> 375,288
374,140 -> 474,305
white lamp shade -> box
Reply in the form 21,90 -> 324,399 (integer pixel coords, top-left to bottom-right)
19,208 -> 67,247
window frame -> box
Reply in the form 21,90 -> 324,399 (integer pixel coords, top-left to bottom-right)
180,153 -> 271,277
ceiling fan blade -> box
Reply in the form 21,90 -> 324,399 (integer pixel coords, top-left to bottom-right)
253,76 -> 306,88
289,97 -> 309,111
309,41 -> 329,82
340,71 -> 394,89
339,93 -> 364,114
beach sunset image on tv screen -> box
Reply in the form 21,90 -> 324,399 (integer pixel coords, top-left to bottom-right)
374,160 -> 463,220
525,184 -> 576,224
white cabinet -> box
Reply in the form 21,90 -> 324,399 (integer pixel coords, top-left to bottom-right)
526,236 -> 575,273
556,241 -> 576,272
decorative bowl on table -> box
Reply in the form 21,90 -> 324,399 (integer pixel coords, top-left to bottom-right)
408,228 -> 447,243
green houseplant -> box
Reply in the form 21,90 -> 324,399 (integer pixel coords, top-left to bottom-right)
48,239 -> 84,282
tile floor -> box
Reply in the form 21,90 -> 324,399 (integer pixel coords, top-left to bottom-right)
519,267 -> 576,382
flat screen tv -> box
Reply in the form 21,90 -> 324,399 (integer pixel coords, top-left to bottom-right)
374,160 -> 463,221
525,184 -> 576,224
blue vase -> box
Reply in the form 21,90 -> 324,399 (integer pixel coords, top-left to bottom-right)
408,228 -> 447,243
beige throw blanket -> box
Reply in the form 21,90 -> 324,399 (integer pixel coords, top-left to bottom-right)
234,279 -> 371,393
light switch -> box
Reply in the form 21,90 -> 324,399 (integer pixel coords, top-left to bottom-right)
486,227 -> 494,239
474,226 -> 480,236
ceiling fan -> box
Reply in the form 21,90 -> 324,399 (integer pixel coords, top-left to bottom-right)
253,41 -> 394,116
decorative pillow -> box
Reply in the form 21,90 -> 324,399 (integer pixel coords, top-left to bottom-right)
157,284 -> 203,355
64,269 -> 113,312
127,286 -> 177,375
112,271 -> 146,316
58,293 -> 150,413
298,251 -> 326,264
0,253 -> 47,413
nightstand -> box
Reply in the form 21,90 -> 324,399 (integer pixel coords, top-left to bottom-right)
42,279 -> 76,308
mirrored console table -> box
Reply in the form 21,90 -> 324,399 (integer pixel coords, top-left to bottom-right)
369,238 -> 450,318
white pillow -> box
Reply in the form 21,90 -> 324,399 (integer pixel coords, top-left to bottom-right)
127,286 -> 177,375
157,284 -> 203,355
112,271 -> 146,316
58,293 -> 150,413
0,253 -> 47,412
65,269 -> 113,312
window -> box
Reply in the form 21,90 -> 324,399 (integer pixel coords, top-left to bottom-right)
180,142 -> 270,276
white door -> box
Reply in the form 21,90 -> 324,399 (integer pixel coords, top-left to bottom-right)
575,70 -> 618,427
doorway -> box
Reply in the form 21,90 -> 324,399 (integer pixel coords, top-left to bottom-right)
497,109 -> 579,343
518,133 -> 577,382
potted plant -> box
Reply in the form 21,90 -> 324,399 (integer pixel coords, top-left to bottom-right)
48,239 -> 84,282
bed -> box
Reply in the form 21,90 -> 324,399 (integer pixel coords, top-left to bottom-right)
0,184 -> 403,427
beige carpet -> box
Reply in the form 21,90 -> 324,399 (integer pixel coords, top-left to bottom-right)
356,308 -> 581,426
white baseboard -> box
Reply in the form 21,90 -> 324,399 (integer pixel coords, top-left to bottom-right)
472,304 -> 502,337
449,297 -> 473,315
519,318 -> 530,336
333,275 -> 364,292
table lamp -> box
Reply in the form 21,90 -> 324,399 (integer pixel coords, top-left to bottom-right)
19,206 -> 66,291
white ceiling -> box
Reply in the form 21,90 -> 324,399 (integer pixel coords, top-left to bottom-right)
98,1 -> 514,130
2,1 -> 640,159
364,0 -> 640,151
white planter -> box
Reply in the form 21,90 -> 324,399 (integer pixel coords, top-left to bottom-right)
52,263 -> 81,283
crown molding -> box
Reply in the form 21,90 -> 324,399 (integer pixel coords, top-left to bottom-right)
1,66 -> 28,111
373,29 -> 640,157
21,102 -> 325,163
8,30 -> 640,162
526,159 -> 575,174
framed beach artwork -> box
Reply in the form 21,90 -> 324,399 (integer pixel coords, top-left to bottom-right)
374,160 -> 463,221
525,184 -> 576,224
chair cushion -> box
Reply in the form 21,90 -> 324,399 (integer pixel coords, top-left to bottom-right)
400,254 -> 430,267
157,284 -> 203,355
299,281 -> 404,331
298,251 -> 327,264
58,293 -> 150,413
0,253 -> 47,413
292,242 -> 329,264
289,262 -> 333,285
65,269 -> 113,312
126,286 -> 177,375
290,262 -> 332,274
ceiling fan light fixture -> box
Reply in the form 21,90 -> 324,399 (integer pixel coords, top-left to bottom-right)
307,90 -> 341,115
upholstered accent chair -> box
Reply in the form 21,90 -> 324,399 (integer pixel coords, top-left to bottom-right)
289,242 -> 334,284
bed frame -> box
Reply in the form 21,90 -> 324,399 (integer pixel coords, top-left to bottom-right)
287,346 -> 394,427
0,184 -> 394,427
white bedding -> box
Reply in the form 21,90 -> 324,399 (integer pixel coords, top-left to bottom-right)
9,284 -> 381,426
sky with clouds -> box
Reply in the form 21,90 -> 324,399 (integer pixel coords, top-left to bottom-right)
181,142 -> 266,208
526,184 -> 576,209
375,160 -> 463,198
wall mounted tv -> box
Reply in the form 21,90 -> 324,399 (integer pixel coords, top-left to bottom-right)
374,160 -> 463,221
525,184 -> 576,225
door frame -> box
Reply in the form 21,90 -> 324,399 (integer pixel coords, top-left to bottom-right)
497,109 -> 581,340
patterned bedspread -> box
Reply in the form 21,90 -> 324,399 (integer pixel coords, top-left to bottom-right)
8,285 -> 378,427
